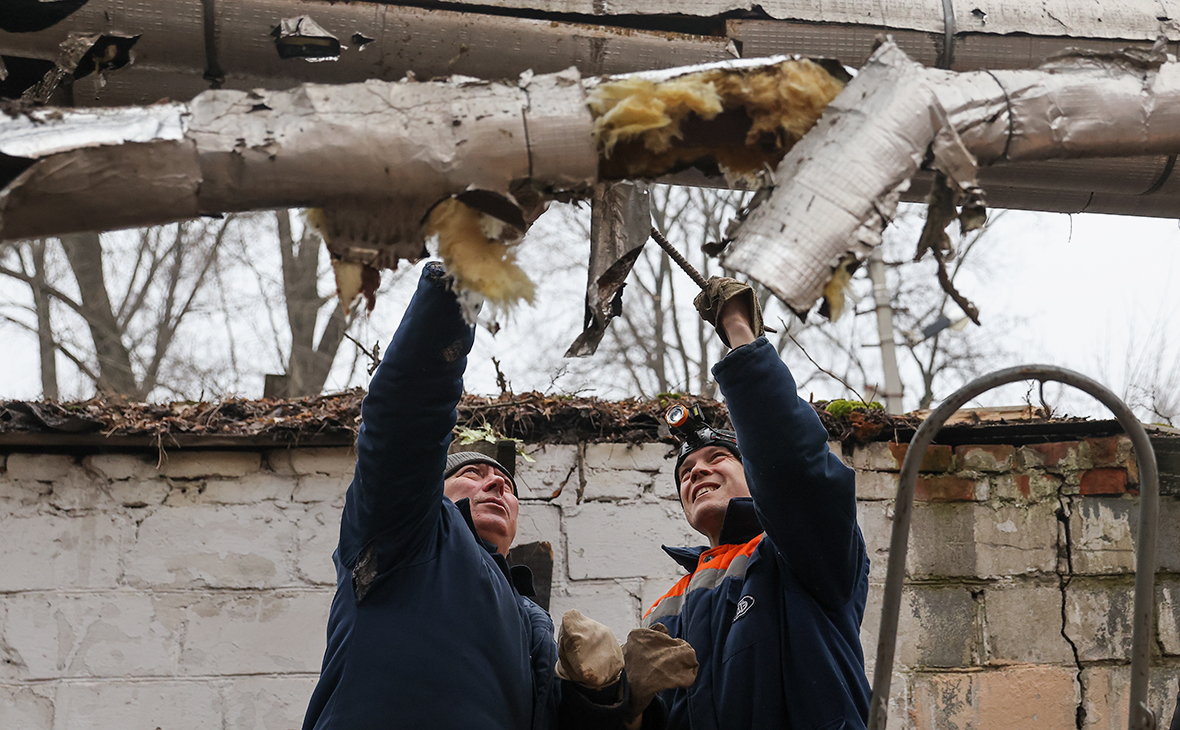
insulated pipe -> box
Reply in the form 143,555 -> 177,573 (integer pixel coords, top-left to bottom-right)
724,40 -> 1180,317
868,365 -> 1161,730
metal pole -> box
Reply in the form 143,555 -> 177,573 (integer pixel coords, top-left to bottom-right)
867,365 -> 1160,730
868,248 -> 904,413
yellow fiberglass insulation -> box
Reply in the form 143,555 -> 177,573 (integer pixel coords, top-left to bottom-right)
424,197 -> 536,307
590,59 -> 844,180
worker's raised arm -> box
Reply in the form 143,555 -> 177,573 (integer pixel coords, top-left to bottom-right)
337,262 -> 475,569
701,280 -> 863,610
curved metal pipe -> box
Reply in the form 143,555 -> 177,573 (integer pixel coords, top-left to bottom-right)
867,365 -> 1161,730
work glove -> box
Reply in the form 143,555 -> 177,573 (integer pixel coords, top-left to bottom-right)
556,610 -> 625,690
692,276 -> 764,348
621,623 -> 698,722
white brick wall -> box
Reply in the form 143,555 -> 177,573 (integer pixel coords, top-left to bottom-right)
0,436 -> 1176,729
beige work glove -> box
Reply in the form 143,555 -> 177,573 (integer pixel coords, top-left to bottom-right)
622,623 -> 699,722
556,609 -> 625,690
692,276 -> 765,348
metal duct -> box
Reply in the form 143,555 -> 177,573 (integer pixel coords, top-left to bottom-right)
0,1 -> 732,107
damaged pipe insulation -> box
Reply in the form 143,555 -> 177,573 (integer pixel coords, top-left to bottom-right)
723,40 -> 1180,319
8,3 -> 1180,216
0,55 -> 849,308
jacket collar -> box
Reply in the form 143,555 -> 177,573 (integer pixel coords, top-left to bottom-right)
454,497 -> 536,597
661,498 -> 764,572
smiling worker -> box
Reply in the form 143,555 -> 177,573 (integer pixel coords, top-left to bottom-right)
302,261 -> 644,730
642,277 -> 871,730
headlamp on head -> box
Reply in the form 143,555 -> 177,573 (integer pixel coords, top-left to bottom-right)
664,404 -> 741,484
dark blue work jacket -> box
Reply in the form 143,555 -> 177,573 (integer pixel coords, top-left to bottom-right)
643,338 -> 871,730
302,265 -> 560,730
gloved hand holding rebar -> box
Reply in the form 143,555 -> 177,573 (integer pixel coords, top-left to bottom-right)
693,276 -> 765,348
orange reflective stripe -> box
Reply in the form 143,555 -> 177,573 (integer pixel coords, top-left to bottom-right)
642,534 -> 764,621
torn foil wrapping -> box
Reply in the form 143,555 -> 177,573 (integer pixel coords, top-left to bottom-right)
0,69 -> 598,250
566,182 -> 651,357
725,40 -> 1180,318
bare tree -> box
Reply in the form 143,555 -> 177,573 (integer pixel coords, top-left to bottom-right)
272,210 -> 353,396
0,219 -> 233,400
566,186 -> 1010,410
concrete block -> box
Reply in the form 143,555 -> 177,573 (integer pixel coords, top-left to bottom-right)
293,505 -> 340,586
1159,579 -> 1180,656
201,473 -> 295,504
991,472 -> 1061,502
908,503 -> 977,578
3,593 -> 179,679
158,452 -> 262,479
1070,498 -> 1136,575
1084,436 -> 1133,469
514,444 -> 578,501
176,592 -> 329,675
0,684 -> 54,730
45,464 -> 119,511
954,444 -> 1015,472
52,679 -> 225,730
974,503 -> 1058,578
515,503 -> 564,586
864,585 -> 978,669
0,475 -> 52,506
82,454 -> 159,482
581,467 -> 653,502
584,443 -> 672,473
105,478 -> 170,508
6,454 -> 75,482
565,502 -> 699,580
223,675 -> 320,730
857,501 -> 893,582
1159,498 -> 1180,573
1018,440 -> 1086,471
1081,664 -> 1180,730
124,504 -> 299,589
911,665 -> 1077,730
850,442 -> 901,471
583,444 -> 670,501
1065,580 -> 1134,662
856,470 -> 898,501
292,472 -> 350,505
550,580 -> 642,643
0,513 -> 128,591
984,582 -> 1074,664
904,586 -> 979,668
870,443 -> 956,472
267,447 -> 355,477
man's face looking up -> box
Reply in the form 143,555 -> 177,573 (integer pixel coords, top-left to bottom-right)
678,445 -> 751,546
444,463 -> 519,556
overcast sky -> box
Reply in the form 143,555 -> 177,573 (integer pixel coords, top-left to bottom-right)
0,205 -> 1176,422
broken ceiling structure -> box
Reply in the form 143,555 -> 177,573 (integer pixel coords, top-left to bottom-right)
4,1 -> 1180,323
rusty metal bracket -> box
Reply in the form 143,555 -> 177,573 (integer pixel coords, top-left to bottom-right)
867,365 -> 1161,730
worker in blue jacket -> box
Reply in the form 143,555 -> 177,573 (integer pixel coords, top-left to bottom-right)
642,277 -> 871,730
302,262 -> 652,730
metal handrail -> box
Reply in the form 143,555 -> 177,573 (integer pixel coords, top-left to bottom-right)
866,365 -> 1161,730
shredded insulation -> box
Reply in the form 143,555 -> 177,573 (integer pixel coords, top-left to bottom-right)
307,207 -> 385,316
589,59 -> 845,181
424,197 -> 536,308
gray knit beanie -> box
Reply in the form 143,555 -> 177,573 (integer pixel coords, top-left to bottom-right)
444,451 -> 515,494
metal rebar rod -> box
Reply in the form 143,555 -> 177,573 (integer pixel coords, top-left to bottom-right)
650,226 -> 709,289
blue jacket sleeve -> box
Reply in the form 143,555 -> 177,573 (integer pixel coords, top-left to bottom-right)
712,337 -> 861,610
337,263 -> 475,568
